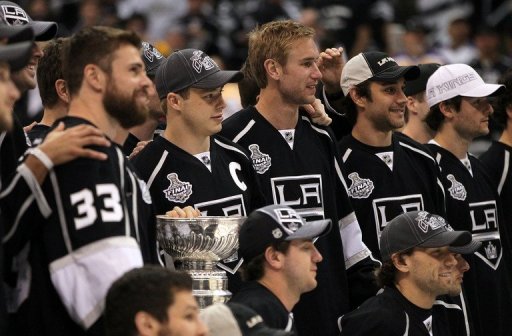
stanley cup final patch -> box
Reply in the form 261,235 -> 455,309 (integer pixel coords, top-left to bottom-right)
163,173 -> 192,203
248,144 -> 271,174
447,174 -> 467,201
347,172 -> 374,199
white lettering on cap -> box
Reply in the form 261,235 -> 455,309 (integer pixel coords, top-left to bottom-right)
377,57 -> 396,67
435,73 -> 477,95
190,50 -> 216,74
2,5 -> 29,25
416,211 -> 445,233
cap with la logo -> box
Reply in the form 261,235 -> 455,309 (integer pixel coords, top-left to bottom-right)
0,1 -> 57,41
238,204 -> 331,264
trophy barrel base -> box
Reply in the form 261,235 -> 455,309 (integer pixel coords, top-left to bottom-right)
194,289 -> 232,309
185,269 -> 232,309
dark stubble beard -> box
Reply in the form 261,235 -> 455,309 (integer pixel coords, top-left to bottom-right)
103,78 -> 149,129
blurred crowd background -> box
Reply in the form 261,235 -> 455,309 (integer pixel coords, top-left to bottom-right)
13,0 -> 512,130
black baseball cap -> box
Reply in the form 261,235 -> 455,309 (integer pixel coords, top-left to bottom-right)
341,51 -> 419,95
200,302 -> 294,336
403,63 -> 441,97
155,48 -> 243,99
141,41 -> 165,78
0,40 -> 33,71
239,204 -> 331,264
0,1 -> 57,41
380,211 -> 481,261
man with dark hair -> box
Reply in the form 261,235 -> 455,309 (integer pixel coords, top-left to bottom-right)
338,52 -> 445,261
220,20 -> 377,336
123,41 -> 165,156
402,63 -> 440,144
132,48 -> 266,290
10,26 -> 156,336
231,204 -> 331,333
105,266 -> 207,336
339,211 -> 480,335
28,37 -> 70,145
425,63 -> 512,335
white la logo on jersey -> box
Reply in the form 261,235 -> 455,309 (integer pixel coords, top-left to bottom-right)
249,144 -> 271,174
447,174 -> 467,200
163,173 -> 192,203
347,172 -> 374,199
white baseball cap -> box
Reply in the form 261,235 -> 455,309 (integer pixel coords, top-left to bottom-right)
426,64 -> 505,107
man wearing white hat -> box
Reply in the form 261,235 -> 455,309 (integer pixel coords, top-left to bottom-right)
425,63 -> 512,335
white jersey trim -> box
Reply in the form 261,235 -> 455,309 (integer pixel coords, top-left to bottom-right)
146,150 -> 168,189
399,141 -> 436,163
49,236 -> 143,329
498,150 -> 509,195
214,138 -> 249,159
233,120 -> 256,143
339,212 -> 372,269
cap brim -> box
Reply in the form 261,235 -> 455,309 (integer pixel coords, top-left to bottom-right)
449,240 -> 482,254
31,21 -> 57,41
461,83 -> 506,98
373,65 -> 420,82
286,218 -> 332,241
0,25 -> 33,42
192,70 -> 244,90
0,41 -> 33,71
418,230 -> 472,249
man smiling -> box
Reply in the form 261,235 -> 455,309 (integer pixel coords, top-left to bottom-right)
339,211 -> 480,336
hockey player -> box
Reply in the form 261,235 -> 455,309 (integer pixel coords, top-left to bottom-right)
425,63 -> 512,335
220,20 -> 377,336
9,26 -> 157,336
337,52 -> 445,259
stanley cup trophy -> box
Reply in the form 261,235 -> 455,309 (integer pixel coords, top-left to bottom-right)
156,215 -> 244,308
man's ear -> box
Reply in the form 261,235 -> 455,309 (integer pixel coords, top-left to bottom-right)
439,101 -> 454,119
55,79 -> 69,104
406,96 -> 417,115
349,88 -> 366,108
264,59 -> 281,81
166,92 -> 182,111
134,311 -> 161,336
264,245 -> 284,270
391,253 -> 410,273
83,64 -> 104,92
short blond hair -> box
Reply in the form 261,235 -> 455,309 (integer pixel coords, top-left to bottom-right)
246,20 -> 315,89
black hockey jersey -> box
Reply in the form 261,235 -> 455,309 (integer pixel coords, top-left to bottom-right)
337,133 -> 445,259
132,134 -> 266,290
427,143 -> 512,336
13,116 -> 157,336
221,106 -> 376,336
26,123 -> 50,146
340,286 -> 466,336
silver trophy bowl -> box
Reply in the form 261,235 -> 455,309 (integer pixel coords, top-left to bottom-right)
156,216 -> 244,308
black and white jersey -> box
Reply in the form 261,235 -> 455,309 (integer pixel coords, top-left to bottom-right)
339,286 -> 465,336
427,143 -> 512,336
13,116 -> 157,336
131,134 -> 266,291
231,281 -> 297,333
337,133 -> 445,259
26,123 -> 50,146
122,132 -> 140,157
480,141 -> 512,262
221,106 -> 376,336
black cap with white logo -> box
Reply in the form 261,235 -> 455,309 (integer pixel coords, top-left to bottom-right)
155,48 -> 243,99
239,204 -> 331,264
379,211 -> 481,261
0,1 -> 57,41
141,41 -> 165,79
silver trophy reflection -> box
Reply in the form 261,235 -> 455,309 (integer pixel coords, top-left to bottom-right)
156,216 -> 244,308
